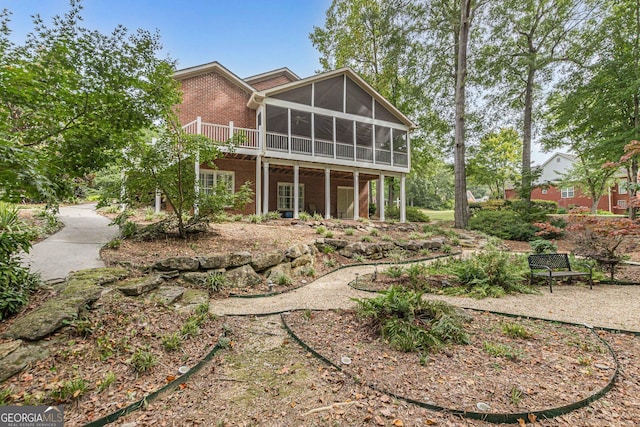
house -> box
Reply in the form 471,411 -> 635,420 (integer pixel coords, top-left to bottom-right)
173,61 -> 416,222
505,152 -> 629,213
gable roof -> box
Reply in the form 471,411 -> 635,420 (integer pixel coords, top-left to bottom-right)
248,67 -> 417,129
537,152 -> 577,170
173,61 -> 256,94
244,67 -> 300,85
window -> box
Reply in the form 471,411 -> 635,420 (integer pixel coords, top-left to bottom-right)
277,182 -> 304,211
199,170 -> 234,195
561,187 -> 574,198
618,180 -> 628,195
541,188 -> 548,194
618,199 -> 627,209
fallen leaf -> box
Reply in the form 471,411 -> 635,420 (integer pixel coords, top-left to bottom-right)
393,419 -> 404,426
166,375 -> 176,383
517,418 -> 526,427
528,413 -> 537,423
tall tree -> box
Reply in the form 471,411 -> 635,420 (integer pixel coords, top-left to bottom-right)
544,0 -> 640,218
310,0 -> 446,207
480,0 -> 597,208
453,0 -> 473,228
467,128 -> 522,199
0,1 -> 179,203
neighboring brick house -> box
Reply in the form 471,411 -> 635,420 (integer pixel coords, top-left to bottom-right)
505,152 -> 629,213
174,61 -> 416,221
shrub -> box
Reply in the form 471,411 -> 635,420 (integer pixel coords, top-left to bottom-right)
298,212 -> 311,221
50,378 -> 88,402
0,202 -> 40,320
567,207 -> 640,263
385,206 -> 431,222
206,272 -> 227,293
161,332 -> 182,352
276,273 -> 292,286
468,210 -> 537,241
130,347 -> 157,372
361,235 -> 373,242
448,249 -> 531,297
345,228 -> 355,236
354,287 -> 469,353
316,225 -> 327,235
530,239 -> 557,254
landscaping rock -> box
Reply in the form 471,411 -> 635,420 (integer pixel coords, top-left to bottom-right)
225,265 -> 262,288
425,237 -> 447,249
154,257 -> 199,272
0,340 -> 21,359
149,286 -> 185,305
118,275 -> 163,296
285,243 -> 310,260
251,251 -> 284,272
267,263 -> 292,281
291,254 -> 313,268
227,251 -> 252,268
183,272 -> 210,286
198,254 -> 229,270
159,270 -> 180,279
0,342 -> 50,382
324,238 -> 348,249
175,289 -> 209,313
4,277 -> 105,341
66,267 -> 129,285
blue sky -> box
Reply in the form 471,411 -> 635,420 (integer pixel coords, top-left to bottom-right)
3,0 -> 331,78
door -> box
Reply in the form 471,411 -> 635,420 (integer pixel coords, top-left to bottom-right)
337,186 -> 354,219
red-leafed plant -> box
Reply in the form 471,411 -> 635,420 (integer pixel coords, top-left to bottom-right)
566,207 -> 640,277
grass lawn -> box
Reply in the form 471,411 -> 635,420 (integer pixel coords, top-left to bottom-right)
421,209 -> 454,221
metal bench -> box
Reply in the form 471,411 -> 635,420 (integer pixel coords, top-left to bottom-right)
528,253 -> 593,293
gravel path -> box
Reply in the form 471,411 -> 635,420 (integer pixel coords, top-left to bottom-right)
210,262 -> 640,333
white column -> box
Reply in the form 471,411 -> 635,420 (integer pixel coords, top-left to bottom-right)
378,173 -> 385,222
194,116 -> 202,217
353,170 -> 360,220
400,174 -> 407,223
262,161 -> 270,215
155,189 -> 161,214
325,168 -> 331,219
255,156 -> 262,215
293,164 -> 300,219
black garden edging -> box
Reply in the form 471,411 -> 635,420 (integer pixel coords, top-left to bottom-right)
82,336 -> 229,427
281,309 -> 620,424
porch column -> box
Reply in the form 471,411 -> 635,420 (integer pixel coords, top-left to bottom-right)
255,156 -> 262,215
325,168 -> 331,219
194,117 -> 202,217
293,164 -> 300,219
155,189 -> 161,214
378,173 -> 385,222
262,161 -> 270,215
400,174 -> 407,223
353,170 -> 360,220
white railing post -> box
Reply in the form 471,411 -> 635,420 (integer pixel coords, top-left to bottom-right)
353,170 -> 359,220
293,164 -> 300,219
229,121 -> 234,141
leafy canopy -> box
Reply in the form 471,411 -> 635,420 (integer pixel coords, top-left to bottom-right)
0,0 -> 179,203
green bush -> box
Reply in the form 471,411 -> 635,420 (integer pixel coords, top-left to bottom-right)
446,248 -> 531,297
530,239 -> 557,254
0,203 -> 41,320
385,206 -> 430,222
468,210 -> 537,241
354,287 -> 469,353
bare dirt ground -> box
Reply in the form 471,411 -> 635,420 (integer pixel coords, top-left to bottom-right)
3,214 -> 640,426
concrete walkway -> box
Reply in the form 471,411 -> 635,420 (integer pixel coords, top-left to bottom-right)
20,204 -> 119,282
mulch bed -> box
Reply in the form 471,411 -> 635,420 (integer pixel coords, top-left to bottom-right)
283,309 -> 616,415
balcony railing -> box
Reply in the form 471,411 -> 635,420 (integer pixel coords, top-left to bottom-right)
183,119 -> 408,168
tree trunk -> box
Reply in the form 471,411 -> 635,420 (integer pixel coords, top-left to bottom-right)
521,65 -> 535,209
454,0 -> 472,229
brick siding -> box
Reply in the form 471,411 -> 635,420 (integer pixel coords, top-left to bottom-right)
176,70 -> 255,128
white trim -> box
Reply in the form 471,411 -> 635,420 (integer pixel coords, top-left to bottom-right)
277,182 -> 305,212
353,170 -> 360,220
325,168 -> 331,219
262,161 -> 270,215
293,165 -> 300,218
255,156 -> 262,215
199,169 -> 235,195
400,174 -> 406,223
378,173 -> 385,221
262,98 -> 409,131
